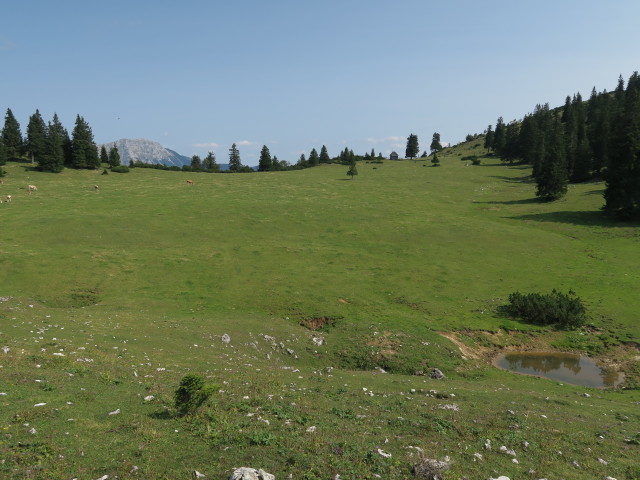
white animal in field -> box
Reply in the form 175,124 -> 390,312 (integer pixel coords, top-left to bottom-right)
94,185 -> 99,192
28,185 -> 37,194
6,195 -> 11,203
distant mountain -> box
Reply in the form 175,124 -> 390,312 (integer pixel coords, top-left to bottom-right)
99,138 -> 191,167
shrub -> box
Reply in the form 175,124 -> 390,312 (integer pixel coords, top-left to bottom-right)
0,167 -> 6,177
111,165 -> 130,173
500,289 -> 586,328
471,158 -> 481,165
174,374 -> 217,416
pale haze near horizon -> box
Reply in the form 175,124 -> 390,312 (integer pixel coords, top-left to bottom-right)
2,0 -> 639,165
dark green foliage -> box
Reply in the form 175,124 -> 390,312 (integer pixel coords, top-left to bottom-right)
228,143 -> 242,172
308,148 -> 319,167
174,374 -> 217,416
431,152 -> 440,166
202,151 -> 219,172
110,165 -> 130,173
190,154 -> 202,171
405,133 -> 419,159
319,145 -> 330,164
2,108 -> 23,159
70,115 -> 99,169
108,146 -> 121,168
26,109 -> 47,164
484,124 -> 494,152
500,289 -> 586,328
0,139 -> 6,165
0,167 -> 6,177
100,145 -> 109,165
297,153 -> 307,168
430,132 -> 442,153
536,118 -> 568,201
347,163 -> 358,179
258,145 -> 272,171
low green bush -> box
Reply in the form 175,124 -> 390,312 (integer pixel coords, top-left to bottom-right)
500,289 -> 586,328
174,374 -> 218,416
111,165 -> 130,173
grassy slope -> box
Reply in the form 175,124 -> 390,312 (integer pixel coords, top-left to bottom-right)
0,145 -> 638,479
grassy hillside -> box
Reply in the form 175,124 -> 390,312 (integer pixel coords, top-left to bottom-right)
1,144 -> 638,479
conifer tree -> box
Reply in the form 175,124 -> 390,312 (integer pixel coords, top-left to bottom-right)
271,155 -> 280,171
109,146 -> 121,167
493,117 -> 506,156
190,155 -> 202,171
100,145 -> 109,165
2,108 -> 23,159
308,148 -> 319,167
258,145 -> 272,171
203,151 -> 219,172
431,152 -> 440,167
347,162 -> 358,179
297,153 -> 307,168
49,113 -> 71,166
70,115 -> 99,169
484,125 -> 494,152
536,118 -> 568,201
228,143 -> 242,172
605,71 -> 640,218
0,139 -> 6,166
39,119 -> 65,172
26,110 -> 47,164
405,133 -> 419,159
319,145 -> 330,164
430,132 -> 442,153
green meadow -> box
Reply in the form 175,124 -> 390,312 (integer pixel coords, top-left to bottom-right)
1,142 -> 638,479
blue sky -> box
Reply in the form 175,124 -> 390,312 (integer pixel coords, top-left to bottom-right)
2,1 -> 639,165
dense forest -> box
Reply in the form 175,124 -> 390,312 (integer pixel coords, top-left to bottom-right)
485,71 -> 640,219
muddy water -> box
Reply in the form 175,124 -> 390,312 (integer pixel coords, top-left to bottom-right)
493,351 -> 623,388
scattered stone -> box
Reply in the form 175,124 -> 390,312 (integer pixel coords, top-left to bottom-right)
604,477 -> 618,480
473,452 -> 483,461
488,476 -> 510,480
228,467 -> 275,480
522,441 -> 529,449
429,368 -> 445,379
28,428 -> 36,435
193,470 -> 206,478
499,446 -> 516,457
572,460 -> 580,468
130,466 -> 139,473
376,448 -> 392,458
306,426 -> 317,433
108,408 -> 121,416
438,404 -> 459,411
33,403 -> 46,407
598,458 -> 608,465
583,393 -> 591,397
375,366 -> 387,373
144,395 -> 154,401
221,334 -> 231,344
484,439 -> 491,450
412,455 -> 450,479
311,336 -> 324,346
414,370 -> 425,376
96,476 -> 109,480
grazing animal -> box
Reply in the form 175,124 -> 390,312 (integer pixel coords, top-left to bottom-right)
28,184 -> 37,194
186,179 -> 194,185
6,195 -> 12,203
94,185 -> 100,192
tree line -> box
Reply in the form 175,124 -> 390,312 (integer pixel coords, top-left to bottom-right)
0,108 -> 101,173
484,72 -> 640,219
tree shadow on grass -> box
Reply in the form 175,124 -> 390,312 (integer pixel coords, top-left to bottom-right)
148,409 -> 175,420
509,210 -> 640,228
480,197 -> 540,205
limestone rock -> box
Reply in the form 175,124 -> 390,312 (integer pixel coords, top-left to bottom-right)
429,368 -> 445,379
228,467 -> 275,480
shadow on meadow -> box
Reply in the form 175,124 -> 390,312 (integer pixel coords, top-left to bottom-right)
509,210 -> 640,228
480,197 -> 540,205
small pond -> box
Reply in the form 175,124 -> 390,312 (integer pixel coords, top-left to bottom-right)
493,351 -> 623,388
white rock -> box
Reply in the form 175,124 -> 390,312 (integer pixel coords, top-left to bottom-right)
376,448 -> 392,458
306,425 -> 317,433
33,403 -> 47,407
96,476 -> 109,480
598,458 -> 608,465
193,470 -> 206,478
28,428 -> 37,435
484,439 -> 491,450
473,452 -> 483,461
222,334 -> 231,344
228,467 -> 275,480
144,395 -> 154,401
108,408 -> 121,416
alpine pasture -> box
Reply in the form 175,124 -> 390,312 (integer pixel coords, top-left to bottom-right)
1,142 -> 638,479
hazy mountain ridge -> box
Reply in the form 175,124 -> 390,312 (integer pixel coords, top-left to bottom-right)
99,138 -> 191,167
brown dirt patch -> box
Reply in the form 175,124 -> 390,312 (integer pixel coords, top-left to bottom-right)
299,316 -> 336,330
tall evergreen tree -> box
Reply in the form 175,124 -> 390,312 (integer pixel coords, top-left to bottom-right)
297,153 -> 307,168
228,143 -> 242,172
604,71 -> 640,218
108,146 -> 121,167
0,138 -> 6,166
484,125 -> 494,152
319,145 -> 330,164
70,115 -> 99,169
203,151 -> 219,171
430,132 -> 442,153
49,113 -> 71,166
493,117 -> 506,156
2,108 -> 23,159
190,154 -> 202,170
536,118 -> 568,201
258,145 -> 272,171
308,148 -> 319,167
100,145 -> 109,165
26,109 -> 47,164
405,133 -> 419,159
38,119 -> 65,172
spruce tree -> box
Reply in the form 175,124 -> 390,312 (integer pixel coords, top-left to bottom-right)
604,71 -> 640,219
70,115 -> 99,169
536,118 -> 568,201
190,155 -> 202,171
0,138 -> 7,166
49,113 -> 71,166
431,152 -> 440,167
297,153 -> 307,168
109,146 -> 121,167
39,120 -> 65,173
430,132 -> 442,153
203,151 -> 219,171
26,110 -> 47,164
308,148 -> 319,167
319,145 -> 330,164
228,143 -> 242,172
405,133 -> 419,159
493,117 -> 506,157
484,125 -> 494,152
347,162 -> 358,179
100,145 -> 109,165
258,145 -> 272,171
2,108 -> 23,159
